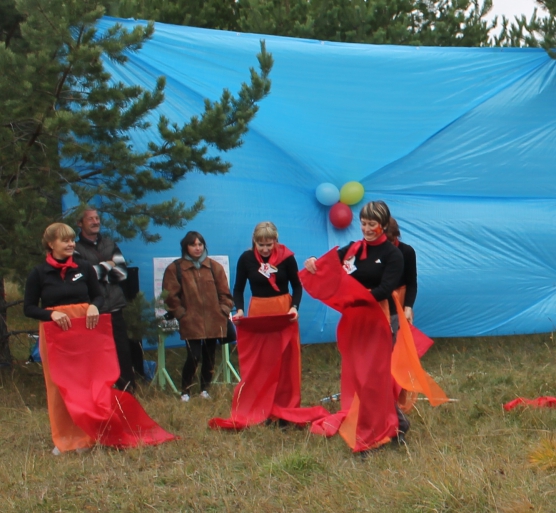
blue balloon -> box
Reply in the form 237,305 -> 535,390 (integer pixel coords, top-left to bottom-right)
315,183 -> 340,206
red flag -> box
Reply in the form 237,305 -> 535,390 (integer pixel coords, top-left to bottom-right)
44,315 -> 176,448
209,314 -> 328,430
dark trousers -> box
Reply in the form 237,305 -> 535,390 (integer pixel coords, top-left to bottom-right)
182,338 -> 218,394
110,309 -> 136,392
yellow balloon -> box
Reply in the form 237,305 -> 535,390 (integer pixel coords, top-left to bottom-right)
339,181 -> 364,205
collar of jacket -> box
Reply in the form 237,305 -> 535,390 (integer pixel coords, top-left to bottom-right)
78,232 -> 103,246
179,257 -> 211,271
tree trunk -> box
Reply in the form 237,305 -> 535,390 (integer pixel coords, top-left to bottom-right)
0,277 -> 13,366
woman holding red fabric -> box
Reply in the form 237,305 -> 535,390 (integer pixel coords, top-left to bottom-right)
213,221 -> 306,428
233,221 -> 301,320
303,200 -> 409,456
25,223 -> 176,454
24,223 -> 104,454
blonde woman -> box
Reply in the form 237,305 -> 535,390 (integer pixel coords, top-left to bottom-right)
233,221 -> 301,319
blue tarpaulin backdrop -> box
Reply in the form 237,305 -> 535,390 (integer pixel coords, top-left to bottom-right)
98,17 -> 556,344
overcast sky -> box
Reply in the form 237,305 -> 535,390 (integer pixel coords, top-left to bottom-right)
489,0 -> 541,20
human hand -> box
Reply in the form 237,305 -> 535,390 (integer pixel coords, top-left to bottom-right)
232,310 -> 244,323
404,306 -> 414,325
86,304 -> 100,329
51,311 -> 72,331
288,306 -> 298,321
304,257 -> 317,274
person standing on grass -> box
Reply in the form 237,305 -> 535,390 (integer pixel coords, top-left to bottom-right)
162,231 -> 233,402
209,221 -> 330,430
386,217 -> 418,338
75,208 -> 140,393
302,200 -> 409,457
24,223 -> 103,454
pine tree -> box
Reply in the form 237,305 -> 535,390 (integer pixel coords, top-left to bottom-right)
0,0 -> 273,364
493,1 -> 556,59
114,0 -> 496,47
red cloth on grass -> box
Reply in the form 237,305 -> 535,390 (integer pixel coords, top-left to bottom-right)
44,315 -> 176,447
503,397 -> 556,410
209,314 -> 328,430
300,248 -> 399,452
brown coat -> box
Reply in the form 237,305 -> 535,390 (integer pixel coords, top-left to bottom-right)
162,257 -> 233,340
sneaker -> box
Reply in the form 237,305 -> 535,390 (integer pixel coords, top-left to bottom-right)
181,393 -> 190,402
52,447 -> 61,456
200,391 -> 211,400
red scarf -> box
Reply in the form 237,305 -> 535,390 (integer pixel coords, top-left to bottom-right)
46,253 -> 78,280
253,243 -> 294,292
343,233 -> 388,262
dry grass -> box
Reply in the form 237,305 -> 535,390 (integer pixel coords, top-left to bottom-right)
2,283 -> 556,512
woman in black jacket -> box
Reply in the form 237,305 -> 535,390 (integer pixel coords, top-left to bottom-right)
24,223 -> 104,454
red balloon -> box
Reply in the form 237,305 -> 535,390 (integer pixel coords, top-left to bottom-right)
329,202 -> 353,229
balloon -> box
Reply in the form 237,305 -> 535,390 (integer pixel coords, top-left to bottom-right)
340,181 -> 365,205
315,183 -> 340,206
329,203 -> 353,229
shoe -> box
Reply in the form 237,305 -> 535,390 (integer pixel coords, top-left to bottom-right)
359,445 -> 386,460
52,447 -> 61,456
181,393 -> 190,402
200,391 -> 211,400
393,405 -> 410,446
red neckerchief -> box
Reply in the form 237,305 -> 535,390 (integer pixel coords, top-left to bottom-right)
253,243 -> 294,291
46,253 -> 78,280
344,233 -> 388,262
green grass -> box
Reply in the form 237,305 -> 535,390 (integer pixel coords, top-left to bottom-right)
2,283 -> 556,512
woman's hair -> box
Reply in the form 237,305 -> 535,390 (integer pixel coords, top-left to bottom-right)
252,221 -> 278,243
386,217 -> 400,241
359,200 -> 391,229
42,223 -> 76,251
180,231 -> 206,257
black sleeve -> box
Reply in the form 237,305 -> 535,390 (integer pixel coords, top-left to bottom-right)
403,245 -> 418,308
371,246 -> 404,302
285,256 -> 303,310
232,253 -> 249,312
23,267 -> 52,322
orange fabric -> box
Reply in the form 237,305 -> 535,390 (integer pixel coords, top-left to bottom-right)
248,293 -> 292,316
391,292 -> 449,406
39,304 -> 95,452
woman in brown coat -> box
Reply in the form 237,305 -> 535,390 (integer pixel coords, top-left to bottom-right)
163,231 -> 233,402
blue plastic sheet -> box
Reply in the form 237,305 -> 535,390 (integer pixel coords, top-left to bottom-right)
97,17 -> 556,343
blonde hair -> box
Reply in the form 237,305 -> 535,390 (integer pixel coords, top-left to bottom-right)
252,221 -> 278,243
42,223 -> 76,251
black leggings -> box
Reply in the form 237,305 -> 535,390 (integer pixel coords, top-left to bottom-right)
182,338 -> 218,394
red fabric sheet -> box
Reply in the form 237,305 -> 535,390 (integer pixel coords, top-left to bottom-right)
300,249 -> 398,452
44,315 -> 176,448
209,314 -> 328,430
503,397 -> 556,410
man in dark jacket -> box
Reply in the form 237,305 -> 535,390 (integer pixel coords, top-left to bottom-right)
75,208 -> 138,392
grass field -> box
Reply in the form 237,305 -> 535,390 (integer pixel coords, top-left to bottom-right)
2,285 -> 556,512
